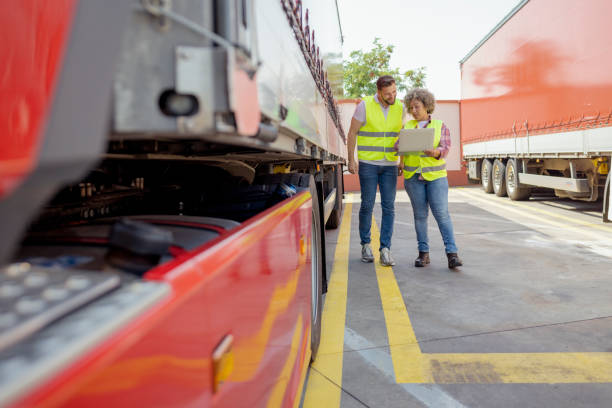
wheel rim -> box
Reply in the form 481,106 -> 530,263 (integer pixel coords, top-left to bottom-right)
507,163 -> 516,192
494,164 -> 501,189
311,211 -> 319,326
482,163 -> 490,186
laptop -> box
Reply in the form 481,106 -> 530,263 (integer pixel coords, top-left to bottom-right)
397,128 -> 435,155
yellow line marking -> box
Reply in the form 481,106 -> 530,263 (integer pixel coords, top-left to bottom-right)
371,207 -> 612,384
371,220 -> 426,383
453,188 -> 612,242
303,199 -> 352,407
456,187 -> 612,234
422,352 -> 612,383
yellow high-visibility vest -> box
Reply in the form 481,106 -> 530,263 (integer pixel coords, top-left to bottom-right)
357,96 -> 402,162
402,119 -> 447,181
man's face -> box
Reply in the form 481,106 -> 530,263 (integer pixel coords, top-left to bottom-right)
378,83 -> 397,106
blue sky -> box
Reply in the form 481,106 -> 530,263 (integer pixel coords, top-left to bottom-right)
336,0 -> 522,99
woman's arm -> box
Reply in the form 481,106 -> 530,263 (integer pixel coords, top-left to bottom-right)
424,123 -> 451,159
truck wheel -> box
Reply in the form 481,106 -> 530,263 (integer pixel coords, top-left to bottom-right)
492,159 -> 507,197
481,159 -> 494,193
309,175 -> 323,361
506,159 -> 531,201
325,164 -> 343,229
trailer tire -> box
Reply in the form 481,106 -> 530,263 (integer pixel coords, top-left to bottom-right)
506,159 -> 530,201
492,159 -> 507,197
325,164 -> 343,229
309,175 -> 323,361
481,159 -> 494,193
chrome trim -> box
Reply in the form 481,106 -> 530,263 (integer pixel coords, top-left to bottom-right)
323,188 -> 336,223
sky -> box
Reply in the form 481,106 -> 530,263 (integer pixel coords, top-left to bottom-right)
336,0 -> 522,100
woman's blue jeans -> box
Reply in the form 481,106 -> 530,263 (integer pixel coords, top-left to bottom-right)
404,175 -> 458,254
358,162 -> 397,250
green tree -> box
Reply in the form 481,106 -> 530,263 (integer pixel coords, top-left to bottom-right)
343,38 -> 426,98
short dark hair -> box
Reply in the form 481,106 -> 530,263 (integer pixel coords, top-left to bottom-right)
376,75 -> 396,90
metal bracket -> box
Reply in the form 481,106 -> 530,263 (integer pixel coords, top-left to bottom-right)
141,0 -> 172,31
569,161 -> 577,179
140,0 -> 235,50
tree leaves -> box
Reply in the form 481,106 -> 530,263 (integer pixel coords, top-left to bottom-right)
343,38 -> 426,98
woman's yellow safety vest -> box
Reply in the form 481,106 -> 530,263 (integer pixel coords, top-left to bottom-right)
402,119 -> 447,181
357,96 -> 402,162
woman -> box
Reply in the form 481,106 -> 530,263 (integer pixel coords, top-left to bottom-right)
399,88 -> 462,269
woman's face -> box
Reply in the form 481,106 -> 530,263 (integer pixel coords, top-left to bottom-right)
409,99 -> 429,121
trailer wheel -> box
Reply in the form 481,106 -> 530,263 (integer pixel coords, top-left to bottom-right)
308,175 -> 323,361
481,159 -> 494,193
492,159 -> 507,197
506,159 -> 530,201
325,164 -> 343,229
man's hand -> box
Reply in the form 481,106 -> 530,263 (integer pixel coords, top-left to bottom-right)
423,149 -> 440,159
398,158 -> 404,176
348,159 -> 358,174
347,117 -> 362,175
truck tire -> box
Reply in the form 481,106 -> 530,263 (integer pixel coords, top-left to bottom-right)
308,175 -> 323,361
492,159 -> 507,197
505,159 -> 531,201
325,164 -> 343,229
481,159 -> 494,193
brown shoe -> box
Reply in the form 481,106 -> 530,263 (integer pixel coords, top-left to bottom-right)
414,252 -> 430,267
447,253 -> 463,269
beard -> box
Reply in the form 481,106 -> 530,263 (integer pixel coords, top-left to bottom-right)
382,95 -> 395,105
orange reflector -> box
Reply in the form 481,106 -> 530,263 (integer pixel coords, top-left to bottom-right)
299,235 -> 306,255
212,334 -> 234,393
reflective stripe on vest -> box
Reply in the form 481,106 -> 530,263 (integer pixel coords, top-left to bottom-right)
357,96 -> 402,162
402,119 -> 447,181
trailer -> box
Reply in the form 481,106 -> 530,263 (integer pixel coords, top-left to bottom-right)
0,0 -> 346,406
460,0 -> 612,220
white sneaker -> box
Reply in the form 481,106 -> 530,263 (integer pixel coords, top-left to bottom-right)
380,247 -> 396,266
361,244 -> 374,263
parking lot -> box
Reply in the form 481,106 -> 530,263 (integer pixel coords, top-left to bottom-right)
304,185 -> 612,408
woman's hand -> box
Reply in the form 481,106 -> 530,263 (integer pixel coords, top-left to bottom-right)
398,157 -> 405,176
423,149 -> 440,159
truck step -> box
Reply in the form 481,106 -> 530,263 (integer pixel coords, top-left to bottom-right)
0,268 -> 169,406
0,263 -> 120,352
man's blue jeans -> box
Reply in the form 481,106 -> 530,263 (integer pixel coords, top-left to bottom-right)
358,162 -> 397,250
404,175 -> 458,254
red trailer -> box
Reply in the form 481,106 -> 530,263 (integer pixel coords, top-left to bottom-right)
460,0 -> 612,220
0,0 -> 346,406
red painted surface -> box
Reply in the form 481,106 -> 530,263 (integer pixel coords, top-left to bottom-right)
461,0 -> 612,143
0,0 -> 78,198
11,192 -> 314,408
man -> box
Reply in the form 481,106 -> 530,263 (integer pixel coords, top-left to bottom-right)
347,75 -> 403,266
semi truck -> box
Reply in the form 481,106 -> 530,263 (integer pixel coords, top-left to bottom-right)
0,0 -> 346,406
460,0 -> 612,221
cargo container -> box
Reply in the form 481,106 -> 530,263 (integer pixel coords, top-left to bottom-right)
0,0 -> 346,406
460,0 -> 612,221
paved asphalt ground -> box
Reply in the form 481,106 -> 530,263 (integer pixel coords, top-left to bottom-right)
302,185 -> 612,408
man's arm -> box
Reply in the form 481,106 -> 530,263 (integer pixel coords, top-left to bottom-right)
347,117 -> 362,174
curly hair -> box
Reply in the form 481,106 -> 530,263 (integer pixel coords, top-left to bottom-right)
404,88 -> 436,114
